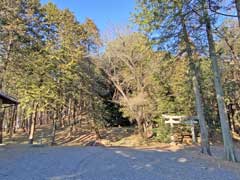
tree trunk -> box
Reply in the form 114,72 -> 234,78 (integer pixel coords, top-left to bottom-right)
78,93 -> 83,128
79,105 -> 82,128
28,103 -> 38,144
0,37 -> 13,90
16,107 -> 21,131
9,106 -> 17,138
0,113 -> 4,144
231,109 -> 237,133
60,106 -> 65,128
46,111 -> 50,124
72,99 -> 77,132
28,115 -> 34,144
227,110 -> 233,131
137,118 -> 145,138
20,109 -> 27,132
68,99 -> 72,126
6,109 -> 10,134
0,99 -> 5,144
27,115 -> 31,134
235,0 -> 240,27
91,120 -> 101,140
51,111 -> 57,146
203,2 -> 237,162
39,112 -> 43,125
180,13 -> 211,155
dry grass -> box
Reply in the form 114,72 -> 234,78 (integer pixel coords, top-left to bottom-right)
2,124 -> 184,152
2,124 -> 136,146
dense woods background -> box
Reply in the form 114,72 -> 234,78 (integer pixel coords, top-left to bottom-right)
0,0 -> 240,162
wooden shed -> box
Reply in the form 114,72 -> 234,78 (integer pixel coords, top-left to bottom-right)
0,92 -> 18,144
0,92 -> 18,105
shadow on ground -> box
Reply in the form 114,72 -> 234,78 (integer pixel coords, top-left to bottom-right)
2,125 -> 135,147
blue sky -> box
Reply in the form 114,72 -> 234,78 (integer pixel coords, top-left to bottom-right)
40,0 -> 136,33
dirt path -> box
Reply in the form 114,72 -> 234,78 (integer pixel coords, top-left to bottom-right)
0,145 -> 239,180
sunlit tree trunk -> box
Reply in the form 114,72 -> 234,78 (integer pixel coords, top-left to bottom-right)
203,1 -> 237,161
28,103 -> 38,144
180,13 -> 211,155
137,120 -> 145,138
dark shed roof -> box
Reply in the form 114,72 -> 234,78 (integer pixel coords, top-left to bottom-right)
0,92 -> 18,105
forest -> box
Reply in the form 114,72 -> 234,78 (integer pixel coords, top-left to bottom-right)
0,0 -> 240,166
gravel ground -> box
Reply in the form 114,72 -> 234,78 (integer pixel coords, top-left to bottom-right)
0,145 -> 239,180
